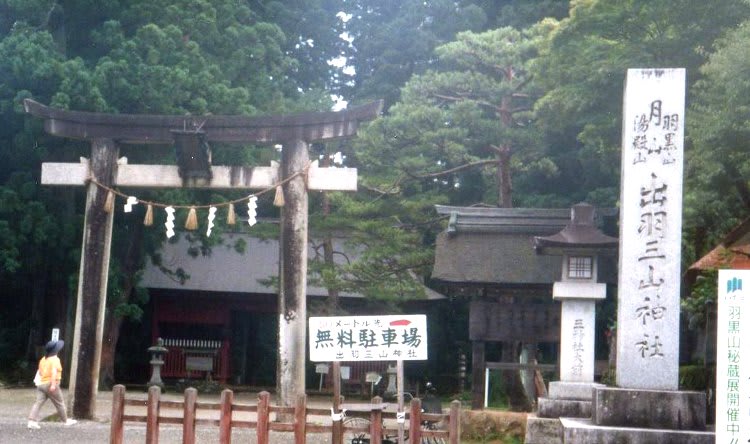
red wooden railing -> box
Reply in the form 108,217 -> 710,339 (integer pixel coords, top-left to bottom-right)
109,385 -> 461,444
160,338 -> 230,382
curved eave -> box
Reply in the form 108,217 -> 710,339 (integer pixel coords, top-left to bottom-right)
23,99 -> 383,144
534,235 -> 618,256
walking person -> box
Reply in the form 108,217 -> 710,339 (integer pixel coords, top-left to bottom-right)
27,339 -> 77,429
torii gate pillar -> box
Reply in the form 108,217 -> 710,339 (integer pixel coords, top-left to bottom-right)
69,138 -> 118,419
278,139 -> 309,406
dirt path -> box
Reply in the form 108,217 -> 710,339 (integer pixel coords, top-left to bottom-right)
0,386 -> 334,443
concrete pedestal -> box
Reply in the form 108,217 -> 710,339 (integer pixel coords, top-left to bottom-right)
556,385 -> 714,443
592,386 -> 706,430
560,418 -> 715,444
525,382 -> 605,442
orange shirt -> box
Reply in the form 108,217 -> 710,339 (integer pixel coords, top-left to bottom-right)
38,356 -> 62,384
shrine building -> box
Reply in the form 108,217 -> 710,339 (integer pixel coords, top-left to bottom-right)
430,204 -> 619,409
137,231 -> 445,388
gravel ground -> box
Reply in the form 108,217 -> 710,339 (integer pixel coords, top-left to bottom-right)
0,386 -> 343,443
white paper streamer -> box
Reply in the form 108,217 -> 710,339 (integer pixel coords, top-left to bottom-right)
124,196 -> 138,213
164,206 -> 175,238
206,206 -> 217,237
247,196 -> 258,226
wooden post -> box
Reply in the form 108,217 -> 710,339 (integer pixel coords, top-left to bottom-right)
110,384 -> 125,444
257,391 -> 270,444
146,385 -> 161,444
471,340 -> 485,409
183,387 -> 197,444
332,361 -> 342,444
68,138 -> 118,419
408,397 -> 422,444
397,360 -> 405,443
219,389 -> 233,444
449,399 -> 461,444
277,139 -> 309,410
371,396 -> 383,444
294,393 -> 307,444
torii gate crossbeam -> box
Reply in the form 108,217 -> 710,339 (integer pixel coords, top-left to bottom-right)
24,99 -> 382,418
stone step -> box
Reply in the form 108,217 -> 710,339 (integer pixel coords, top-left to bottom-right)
561,418 -> 715,444
593,386 -> 706,430
524,414 -> 562,444
549,381 -> 603,401
538,397 -> 592,418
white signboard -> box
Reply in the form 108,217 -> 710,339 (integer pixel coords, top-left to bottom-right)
309,315 -> 428,362
51,328 -> 60,341
717,270 -> 750,443
615,68 -> 685,390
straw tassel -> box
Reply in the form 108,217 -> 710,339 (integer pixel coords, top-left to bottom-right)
273,185 -> 285,207
185,207 -> 198,230
103,190 -> 115,213
143,204 -> 154,226
227,203 -> 236,225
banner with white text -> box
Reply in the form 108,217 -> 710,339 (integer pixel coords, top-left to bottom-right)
309,315 -> 428,362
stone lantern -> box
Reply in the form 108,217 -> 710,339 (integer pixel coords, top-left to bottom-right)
147,337 -> 168,391
531,203 -> 617,424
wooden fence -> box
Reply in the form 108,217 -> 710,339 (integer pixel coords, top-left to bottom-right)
110,385 -> 460,444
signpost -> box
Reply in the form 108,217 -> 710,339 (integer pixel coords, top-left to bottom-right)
615,68 -> 685,390
309,314 -> 428,444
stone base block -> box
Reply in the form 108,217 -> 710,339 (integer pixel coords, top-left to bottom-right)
524,414 -> 562,444
549,381 -> 604,401
561,418 -> 715,444
593,386 -> 706,430
538,397 -> 591,418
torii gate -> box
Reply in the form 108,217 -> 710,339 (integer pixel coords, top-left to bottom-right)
24,98 -> 382,418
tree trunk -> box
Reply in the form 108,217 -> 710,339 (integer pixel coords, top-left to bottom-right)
25,268 -> 46,362
99,220 -> 145,388
502,341 -> 532,411
496,146 -> 513,208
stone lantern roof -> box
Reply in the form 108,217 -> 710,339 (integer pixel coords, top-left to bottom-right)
534,203 -> 618,255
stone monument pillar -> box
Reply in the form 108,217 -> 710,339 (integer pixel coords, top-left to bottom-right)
525,203 -> 617,444
560,69 -> 713,443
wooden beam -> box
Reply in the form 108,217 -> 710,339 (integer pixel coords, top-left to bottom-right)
24,99 -> 383,144
41,160 -> 357,191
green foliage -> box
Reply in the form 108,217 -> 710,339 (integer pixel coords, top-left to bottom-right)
3,0 -> 750,387
0,0 -> 340,370
679,365 -> 709,391
683,270 -> 718,329
688,20 -> 750,248
341,0 -> 494,107
486,369 -> 511,410
351,23 -> 551,246
533,0 -> 750,209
